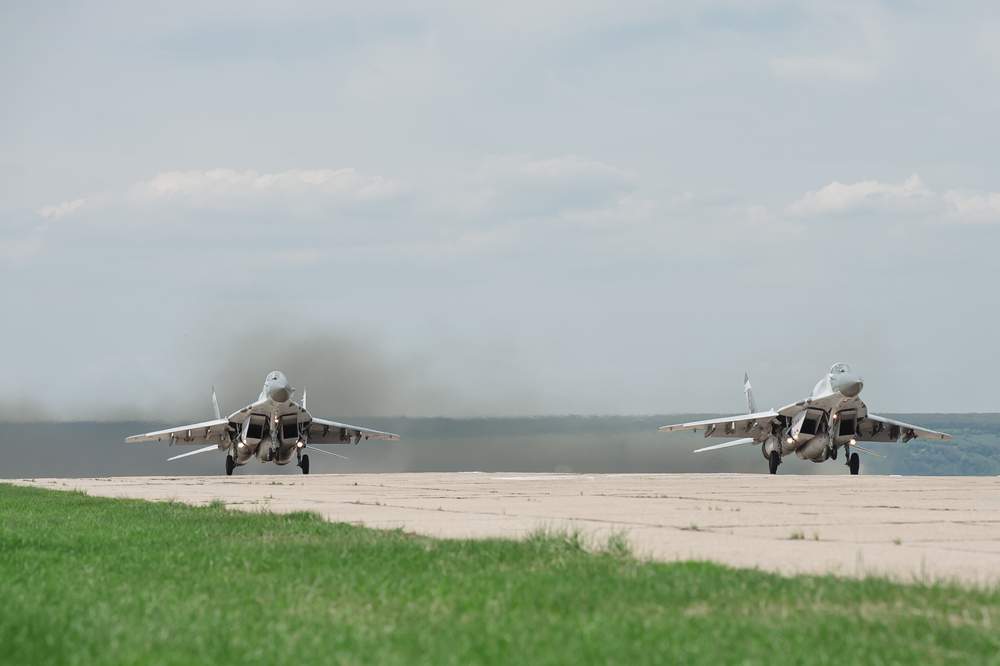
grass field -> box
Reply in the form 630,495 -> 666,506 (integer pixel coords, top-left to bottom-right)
1,484 -> 998,665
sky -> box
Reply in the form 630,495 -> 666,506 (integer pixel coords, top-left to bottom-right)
2,1 -> 1000,420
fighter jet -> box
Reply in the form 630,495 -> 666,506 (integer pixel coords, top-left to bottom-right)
658,363 -> 951,475
126,370 -> 399,475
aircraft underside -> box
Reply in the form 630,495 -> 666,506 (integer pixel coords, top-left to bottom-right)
228,411 -> 313,475
757,405 -> 866,475
760,436 -> 862,475
231,440 -> 301,465
227,440 -> 310,475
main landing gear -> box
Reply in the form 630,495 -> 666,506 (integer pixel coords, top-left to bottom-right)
848,452 -> 860,476
225,454 -> 235,476
768,451 -> 781,475
298,454 -> 310,475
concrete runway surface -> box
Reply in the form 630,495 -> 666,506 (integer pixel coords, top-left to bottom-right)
11,473 -> 1000,585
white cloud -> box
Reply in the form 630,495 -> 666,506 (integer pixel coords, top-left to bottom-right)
36,168 -> 403,220
130,168 -> 401,205
36,198 -> 86,219
28,161 -> 999,279
23,157 -> 642,261
788,174 -> 1000,224
33,158 -> 633,234
787,174 -> 932,216
942,190 -> 1000,223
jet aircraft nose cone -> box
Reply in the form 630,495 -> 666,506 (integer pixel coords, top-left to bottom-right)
269,387 -> 290,403
840,380 -> 863,398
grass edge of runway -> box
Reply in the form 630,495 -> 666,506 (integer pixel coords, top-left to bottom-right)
1,483 -> 998,666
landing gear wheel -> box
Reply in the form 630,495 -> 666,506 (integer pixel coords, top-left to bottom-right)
225,454 -> 235,476
768,451 -> 781,475
299,454 -> 310,475
848,452 -> 860,476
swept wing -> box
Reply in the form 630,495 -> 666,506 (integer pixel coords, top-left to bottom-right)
658,410 -> 780,439
124,397 -> 272,446
125,418 -> 234,445
302,417 -> 400,444
858,414 -> 951,443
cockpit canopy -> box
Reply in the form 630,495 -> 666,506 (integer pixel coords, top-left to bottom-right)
830,362 -> 852,375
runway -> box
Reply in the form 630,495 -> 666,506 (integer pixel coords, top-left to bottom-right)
12,473 -> 1000,585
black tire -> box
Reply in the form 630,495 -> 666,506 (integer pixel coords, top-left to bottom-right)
225,454 -> 235,476
300,454 -> 310,475
768,451 -> 780,475
849,452 -> 860,476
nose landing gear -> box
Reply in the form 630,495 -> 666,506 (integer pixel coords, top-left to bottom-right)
225,454 -> 235,476
298,454 -> 310,475
768,451 -> 781,475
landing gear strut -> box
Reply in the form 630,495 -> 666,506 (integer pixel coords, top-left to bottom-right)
225,454 -> 235,476
299,454 -> 310,475
768,451 -> 781,475
848,452 -> 860,476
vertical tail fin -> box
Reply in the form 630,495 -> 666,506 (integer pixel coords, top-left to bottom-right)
211,386 -> 222,420
744,372 -> 757,414
302,388 -> 307,410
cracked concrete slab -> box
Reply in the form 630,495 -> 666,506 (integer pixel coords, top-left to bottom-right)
9,473 -> 1000,585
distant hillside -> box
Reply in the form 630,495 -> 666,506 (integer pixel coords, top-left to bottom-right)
1,414 -> 997,478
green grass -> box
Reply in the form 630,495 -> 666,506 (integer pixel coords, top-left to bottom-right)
1,485 -> 998,665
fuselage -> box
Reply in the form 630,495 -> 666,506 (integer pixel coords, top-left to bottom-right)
235,370 -> 307,466
763,362 -> 867,463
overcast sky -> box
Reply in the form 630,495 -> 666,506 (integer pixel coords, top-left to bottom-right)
3,1 -> 999,419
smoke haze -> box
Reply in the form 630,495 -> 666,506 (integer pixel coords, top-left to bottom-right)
15,324 -> 461,424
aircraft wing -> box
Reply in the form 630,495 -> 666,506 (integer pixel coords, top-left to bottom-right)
658,410 -> 779,439
125,418 -> 234,445
303,417 -> 400,444
858,414 -> 952,443
125,396 -> 271,446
